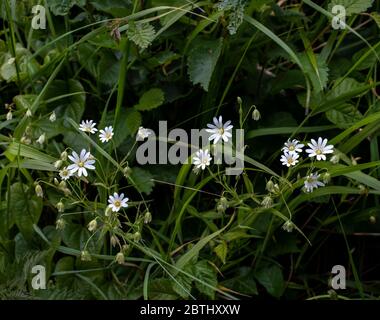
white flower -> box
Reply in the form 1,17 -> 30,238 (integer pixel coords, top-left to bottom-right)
36,133 -> 46,145
6,111 -> 12,121
49,111 -> 56,122
79,120 -> 97,134
304,173 -> 325,193
67,149 -> 96,177
206,116 -> 233,144
59,167 -> 72,180
193,149 -> 212,170
136,126 -> 152,141
280,151 -> 299,167
99,126 -> 114,143
26,109 -> 32,117
108,192 -> 129,212
282,139 -> 304,154
305,137 -> 334,161
7,57 -> 15,64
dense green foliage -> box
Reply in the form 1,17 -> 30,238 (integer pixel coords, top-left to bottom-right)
0,0 -> 380,300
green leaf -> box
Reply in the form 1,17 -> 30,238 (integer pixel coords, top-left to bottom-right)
326,104 -> 363,129
127,22 -> 156,50
135,88 -> 165,111
61,222 -> 101,253
13,94 -> 38,110
187,37 -> 223,91
48,0 -> 85,16
9,183 -> 42,239
371,12 -> 380,28
328,0 -> 374,16
130,167 -> 154,195
193,260 -> 217,299
148,278 -> 178,300
214,241 -> 228,264
90,0 -> 132,17
113,108 -> 142,147
221,267 -> 258,296
328,77 -> 363,100
255,263 -> 284,298
172,263 -> 194,299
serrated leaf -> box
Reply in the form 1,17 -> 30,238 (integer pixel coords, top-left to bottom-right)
326,104 -> 363,129
187,37 -> 223,91
255,264 -> 284,298
130,167 -> 154,195
299,53 -> 329,93
49,0 -> 85,16
214,241 -> 228,264
193,260 -> 218,299
221,267 -> 258,295
327,77 -> 363,100
172,264 -> 194,299
135,88 -> 165,111
127,22 -> 156,50
329,0 -> 374,16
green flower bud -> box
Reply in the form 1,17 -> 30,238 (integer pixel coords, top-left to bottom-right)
115,252 -> 125,265
35,184 -> 43,198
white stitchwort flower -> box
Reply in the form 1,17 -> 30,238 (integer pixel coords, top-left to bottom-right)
305,137 -> 334,161
79,120 -> 97,134
206,116 -> 233,144
193,149 -> 212,170
304,173 -> 325,193
108,192 -> 129,212
282,139 -> 304,154
280,151 -> 299,167
136,126 -> 152,140
59,167 -> 72,180
26,109 -> 32,117
67,149 -> 96,177
99,126 -> 114,143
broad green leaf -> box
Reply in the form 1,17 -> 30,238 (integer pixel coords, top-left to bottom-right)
255,263 -> 284,298
326,104 -> 363,129
172,263 -> 194,299
9,182 -> 42,239
5,142 -> 57,163
187,37 -> 223,91
221,267 -> 258,296
89,0 -> 132,17
299,53 -> 329,92
130,167 -> 154,195
135,88 -> 165,111
48,0 -> 86,16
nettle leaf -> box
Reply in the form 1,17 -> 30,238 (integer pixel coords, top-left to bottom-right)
8,182 -> 42,239
148,278 -> 178,300
130,167 -> 154,195
134,88 -> 165,111
328,0 -> 374,16
61,222 -> 101,253
254,263 -> 285,298
113,108 -> 142,147
193,260 -> 218,299
327,77 -> 364,100
187,37 -> 223,91
172,264 -> 194,299
299,53 -> 329,93
127,22 -> 156,50
216,0 -> 247,35
90,0 -> 132,17
221,267 -> 258,296
214,241 -> 228,264
326,104 -> 363,129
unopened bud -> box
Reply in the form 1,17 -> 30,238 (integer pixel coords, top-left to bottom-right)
6,110 -> 12,121
111,235 -> 119,247
56,218 -> 66,230
56,201 -> 64,213
26,109 -> 32,117
261,196 -> 273,208
252,107 -> 261,121
115,252 -> 124,264
36,133 -> 46,145
49,111 -> 56,122
60,151 -> 68,161
369,215 -> 376,224
87,219 -> 97,232
80,250 -> 92,261
237,96 -> 242,105
282,220 -> 294,232
144,211 -> 152,224
54,160 -> 63,169
54,178 -> 59,186
330,154 -> 339,164
322,172 -> 331,184
123,166 -> 132,178
35,184 -> 43,198
133,231 -> 141,242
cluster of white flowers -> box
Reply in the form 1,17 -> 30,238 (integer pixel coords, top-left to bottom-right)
79,120 -> 114,143
280,137 -> 335,193
192,116 -> 233,171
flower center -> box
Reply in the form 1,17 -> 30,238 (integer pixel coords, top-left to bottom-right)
316,149 -> 322,155
289,145 -> 295,151
106,132 -> 112,139
78,161 -> 84,167
287,158 -> 293,164
218,128 -> 224,135
114,200 -> 121,208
